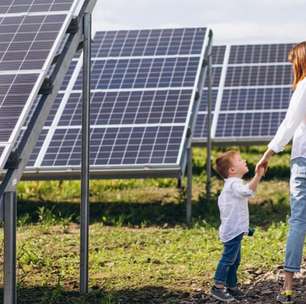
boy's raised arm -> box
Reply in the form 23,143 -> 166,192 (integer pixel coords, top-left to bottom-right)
247,167 -> 265,192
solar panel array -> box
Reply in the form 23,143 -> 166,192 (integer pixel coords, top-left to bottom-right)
193,43 -> 294,143
25,28 -> 210,177
0,0 -> 82,170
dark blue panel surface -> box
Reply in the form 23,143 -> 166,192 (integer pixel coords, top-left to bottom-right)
193,113 -> 211,139
225,65 -> 291,87
216,111 -> 286,137
73,57 -> 200,90
59,89 -> 193,126
42,125 -> 185,167
229,43 -> 294,64
211,45 -> 226,65
0,73 -> 39,142
199,89 -> 218,112
0,14 -> 66,71
92,28 -> 206,58
27,129 -> 48,167
221,87 -> 292,111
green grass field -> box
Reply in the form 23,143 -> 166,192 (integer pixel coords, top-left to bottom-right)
0,145 -> 296,303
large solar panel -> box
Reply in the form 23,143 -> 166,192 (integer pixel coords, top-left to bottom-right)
0,0 -> 82,170
193,42 -> 294,144
24,28 -> 210,178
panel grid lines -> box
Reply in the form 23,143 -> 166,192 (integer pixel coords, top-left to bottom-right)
194,42 -> 295,142
29,27 -> 209,171
0,0 -> 82,171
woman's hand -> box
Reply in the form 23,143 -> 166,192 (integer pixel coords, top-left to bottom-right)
255,149 -> 274,174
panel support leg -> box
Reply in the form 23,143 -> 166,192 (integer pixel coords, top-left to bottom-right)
206,54 -> 212,201
80,12 -> 91,294
186,146 -> 192,226
3,191 -> 17,304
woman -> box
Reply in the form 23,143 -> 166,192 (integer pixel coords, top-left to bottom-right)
256,41 -> 306,304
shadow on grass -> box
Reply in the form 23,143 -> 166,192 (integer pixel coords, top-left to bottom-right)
17,188 -> 290,230
3,279 -> 305,304
0,285 -> 202,304
0,286 -> 113,304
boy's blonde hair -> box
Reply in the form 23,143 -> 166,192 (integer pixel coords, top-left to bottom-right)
215,150 -> 239,178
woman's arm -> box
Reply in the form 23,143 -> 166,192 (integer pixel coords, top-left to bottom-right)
256,79 -> 306,173
268,80 -> 306,153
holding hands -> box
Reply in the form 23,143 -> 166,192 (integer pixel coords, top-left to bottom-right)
255,148 -> 274,176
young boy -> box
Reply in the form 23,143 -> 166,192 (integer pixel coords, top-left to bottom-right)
211,150 -> 265,302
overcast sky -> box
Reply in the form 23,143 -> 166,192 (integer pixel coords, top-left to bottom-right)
92,0 -> 306,45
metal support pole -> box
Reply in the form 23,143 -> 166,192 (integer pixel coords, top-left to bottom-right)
3,191 -> 17,304
80,12 -> 91,294
206,54 -> 212,201
186,146 -> 192,226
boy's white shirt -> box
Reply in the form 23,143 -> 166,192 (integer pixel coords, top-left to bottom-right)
218,177 -> 254,243
268,77 -> 306,159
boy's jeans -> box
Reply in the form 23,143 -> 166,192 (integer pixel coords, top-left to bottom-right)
214,233 -> 243,288
285,157 -> 306,272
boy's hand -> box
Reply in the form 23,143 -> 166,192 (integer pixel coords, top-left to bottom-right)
256,165 -> 266,177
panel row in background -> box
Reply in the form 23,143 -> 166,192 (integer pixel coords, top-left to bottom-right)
22,28 -> 209,177
193,43 -> 294,143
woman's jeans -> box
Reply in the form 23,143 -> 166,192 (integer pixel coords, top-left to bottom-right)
285,157 -> 306,272
214,233 -> 243,288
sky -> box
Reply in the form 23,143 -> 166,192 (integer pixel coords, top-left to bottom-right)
92,0 -> 306,45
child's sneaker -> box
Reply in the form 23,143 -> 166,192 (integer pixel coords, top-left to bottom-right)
227,287 -> 246,300
276,290 -> 294,304
211,286 -> 235,302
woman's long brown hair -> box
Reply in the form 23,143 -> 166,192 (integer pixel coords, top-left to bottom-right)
288,41 -> 306,90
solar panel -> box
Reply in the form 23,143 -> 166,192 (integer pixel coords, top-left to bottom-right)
0,0 -> 82,170
25,27 -> 211,177
193,42 -> 295,144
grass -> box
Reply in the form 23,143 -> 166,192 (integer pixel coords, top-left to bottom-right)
0,145 -> 294,303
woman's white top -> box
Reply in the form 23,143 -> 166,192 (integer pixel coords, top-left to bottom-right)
218,177 -> 254,243
268,78 -> 306,159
